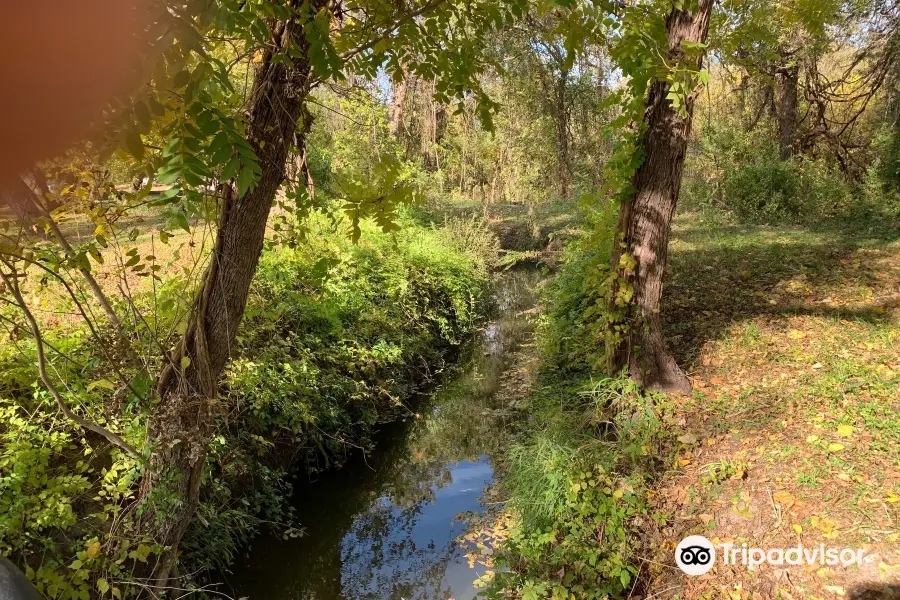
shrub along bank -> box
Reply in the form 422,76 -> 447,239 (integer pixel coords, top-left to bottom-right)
484,225 -> 676,600
0,213 -> 495,598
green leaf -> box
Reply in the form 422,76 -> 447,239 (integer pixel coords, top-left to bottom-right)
148,97 -> 166,117
209,132 -> 233,165
173,70 -> 191,88
88,245 -> 104,265
236,166 -> 255,195
128,544 -> 153,563
172,211 -> 190,233
134,101 -> 151,129
220,156 -> 241,181
97,579 -> 110,595
87,379 -> 116,392
157,185 -> 182,203
124,129 -> 144,161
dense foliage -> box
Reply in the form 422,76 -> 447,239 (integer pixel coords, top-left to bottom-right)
0,212 -> 495,597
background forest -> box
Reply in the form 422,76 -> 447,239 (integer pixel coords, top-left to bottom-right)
0,0 -> 897,599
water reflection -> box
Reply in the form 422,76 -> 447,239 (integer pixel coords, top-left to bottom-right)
229,269 -> 541,600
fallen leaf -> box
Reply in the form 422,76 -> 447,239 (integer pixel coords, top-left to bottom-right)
827,443 -> 845,452
773,491 -> 796,508
836,425 -> 853,438
806,435 -> 820,444
793,524 -> 803,535
811,516 -> 837,533
677,433 -> 699,445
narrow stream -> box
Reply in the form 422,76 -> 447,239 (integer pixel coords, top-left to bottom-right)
228,269 -> 540,600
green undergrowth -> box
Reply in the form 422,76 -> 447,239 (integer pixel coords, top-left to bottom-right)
486,230 -> 677,600
0,212 -> 495,598
682,125 -> 900,230
417,197 -> 582,254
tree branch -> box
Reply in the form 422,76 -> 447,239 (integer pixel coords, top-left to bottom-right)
0,262 -> 141,459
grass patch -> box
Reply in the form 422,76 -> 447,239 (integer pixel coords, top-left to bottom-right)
488,209 -> 898,599
643,212 -> 900,599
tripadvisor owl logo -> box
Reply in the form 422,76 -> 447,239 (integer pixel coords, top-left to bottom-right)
674,535 -> 868,576
675,535 -> 716,576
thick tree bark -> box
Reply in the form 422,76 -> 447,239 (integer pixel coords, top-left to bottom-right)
135,14 -> 315,594
777,54 -> 799,160
607,0 -> 712,396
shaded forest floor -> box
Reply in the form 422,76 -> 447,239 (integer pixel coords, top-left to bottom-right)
644,213 -> 900,599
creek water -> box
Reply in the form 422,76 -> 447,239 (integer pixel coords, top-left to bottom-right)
227,269 -> 540,600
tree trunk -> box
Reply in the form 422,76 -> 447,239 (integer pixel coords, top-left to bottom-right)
606,0 -> 712,396
777,53 -> 799,160
389,70 -> 409,138
290,113 -> 316,200
554,68 -> 572,199
135,14 -> 315,594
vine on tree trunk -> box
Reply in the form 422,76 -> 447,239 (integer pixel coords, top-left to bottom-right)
600,0 -> 713,394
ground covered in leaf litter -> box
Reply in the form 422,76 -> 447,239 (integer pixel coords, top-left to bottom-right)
643,214 -> 900,600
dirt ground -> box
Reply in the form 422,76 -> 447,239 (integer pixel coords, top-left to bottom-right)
641,214 -> 900,600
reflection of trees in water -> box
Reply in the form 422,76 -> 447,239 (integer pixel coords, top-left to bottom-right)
233,271 -> 541,600
339,497 -> 459,600
329,270 -> 542,600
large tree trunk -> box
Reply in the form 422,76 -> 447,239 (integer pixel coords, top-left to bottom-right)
554,68 -> 572,199
606,0 -> 712,395
135,14 -> 315,594
777,54 -> 799,160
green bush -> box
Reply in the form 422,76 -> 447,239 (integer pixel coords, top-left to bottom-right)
875,124 -> 900,189
0,212 -> 495,595
488,201 -> 675,599
723,157 -> 853,222
488,378 -> 671,600
682,124 -> 859,223
535,199 -> 616,376
0,391 -> 150,600
183,214 -> 495,574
